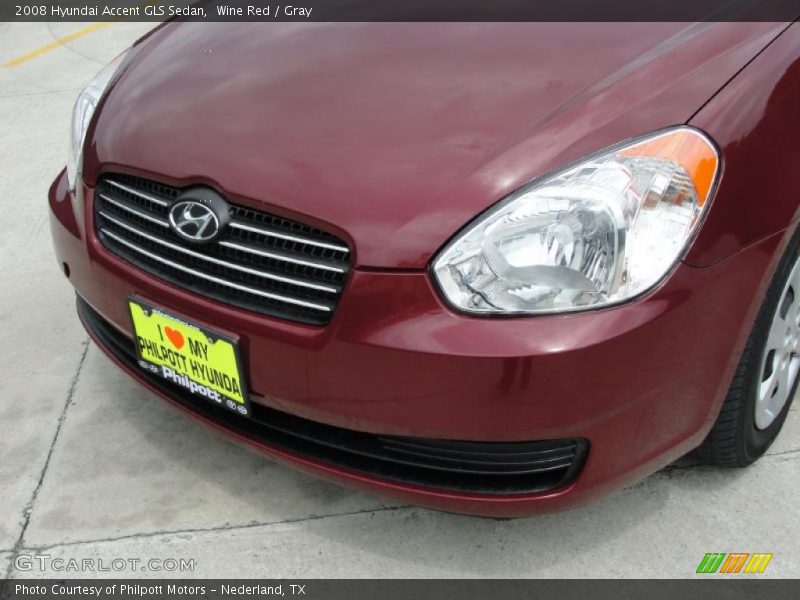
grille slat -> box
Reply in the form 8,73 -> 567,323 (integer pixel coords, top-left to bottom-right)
95,175 -> 351,325
218,240 -> 346,273
377,446 -> 575,475
98,193 -> 170,228
105,179 -> 171,207
229,221 -> 350,253
379,437 -> 579,475
380,436 -> 579,459
381,441 -> 578,465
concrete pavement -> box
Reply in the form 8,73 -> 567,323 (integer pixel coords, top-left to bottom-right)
1,21 -> 798,579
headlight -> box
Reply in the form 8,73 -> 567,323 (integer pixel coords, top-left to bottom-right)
66,50 -> 130,191
433,127 -> 719,315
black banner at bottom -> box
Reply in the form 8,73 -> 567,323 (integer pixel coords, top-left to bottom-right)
2,580 -> 800,600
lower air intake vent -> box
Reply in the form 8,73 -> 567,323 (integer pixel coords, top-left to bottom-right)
78,296 -> 589,495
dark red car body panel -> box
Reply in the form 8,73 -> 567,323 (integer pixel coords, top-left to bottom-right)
685,27 -> 800,266
84,22 -> 788,268
51,23 -> 800,516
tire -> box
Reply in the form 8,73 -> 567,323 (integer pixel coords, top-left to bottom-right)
696,227 -> 800,466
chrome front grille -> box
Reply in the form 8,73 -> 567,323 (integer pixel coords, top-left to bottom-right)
94,175 -> 351,325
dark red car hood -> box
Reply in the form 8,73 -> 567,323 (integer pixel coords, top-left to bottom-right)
85,22 -> 783,268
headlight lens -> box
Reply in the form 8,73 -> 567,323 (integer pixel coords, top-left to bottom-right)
433,127 -> 719,315
66,50 -> 129,191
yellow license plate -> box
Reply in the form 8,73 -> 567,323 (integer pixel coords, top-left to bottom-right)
128,298 -> 250,417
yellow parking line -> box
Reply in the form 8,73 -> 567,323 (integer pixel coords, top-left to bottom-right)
2,22 -> 112,68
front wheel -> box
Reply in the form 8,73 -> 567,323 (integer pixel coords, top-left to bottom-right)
697,228 -> 800,466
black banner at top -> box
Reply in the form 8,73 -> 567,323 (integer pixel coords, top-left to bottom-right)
2,0 -> 800,22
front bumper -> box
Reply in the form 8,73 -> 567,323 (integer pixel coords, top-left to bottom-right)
50,168 -> 783,516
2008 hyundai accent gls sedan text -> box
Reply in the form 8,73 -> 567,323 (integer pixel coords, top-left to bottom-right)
49,22 -> 800,516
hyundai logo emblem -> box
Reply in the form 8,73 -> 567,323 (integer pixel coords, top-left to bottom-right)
168,188 -> 230,243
